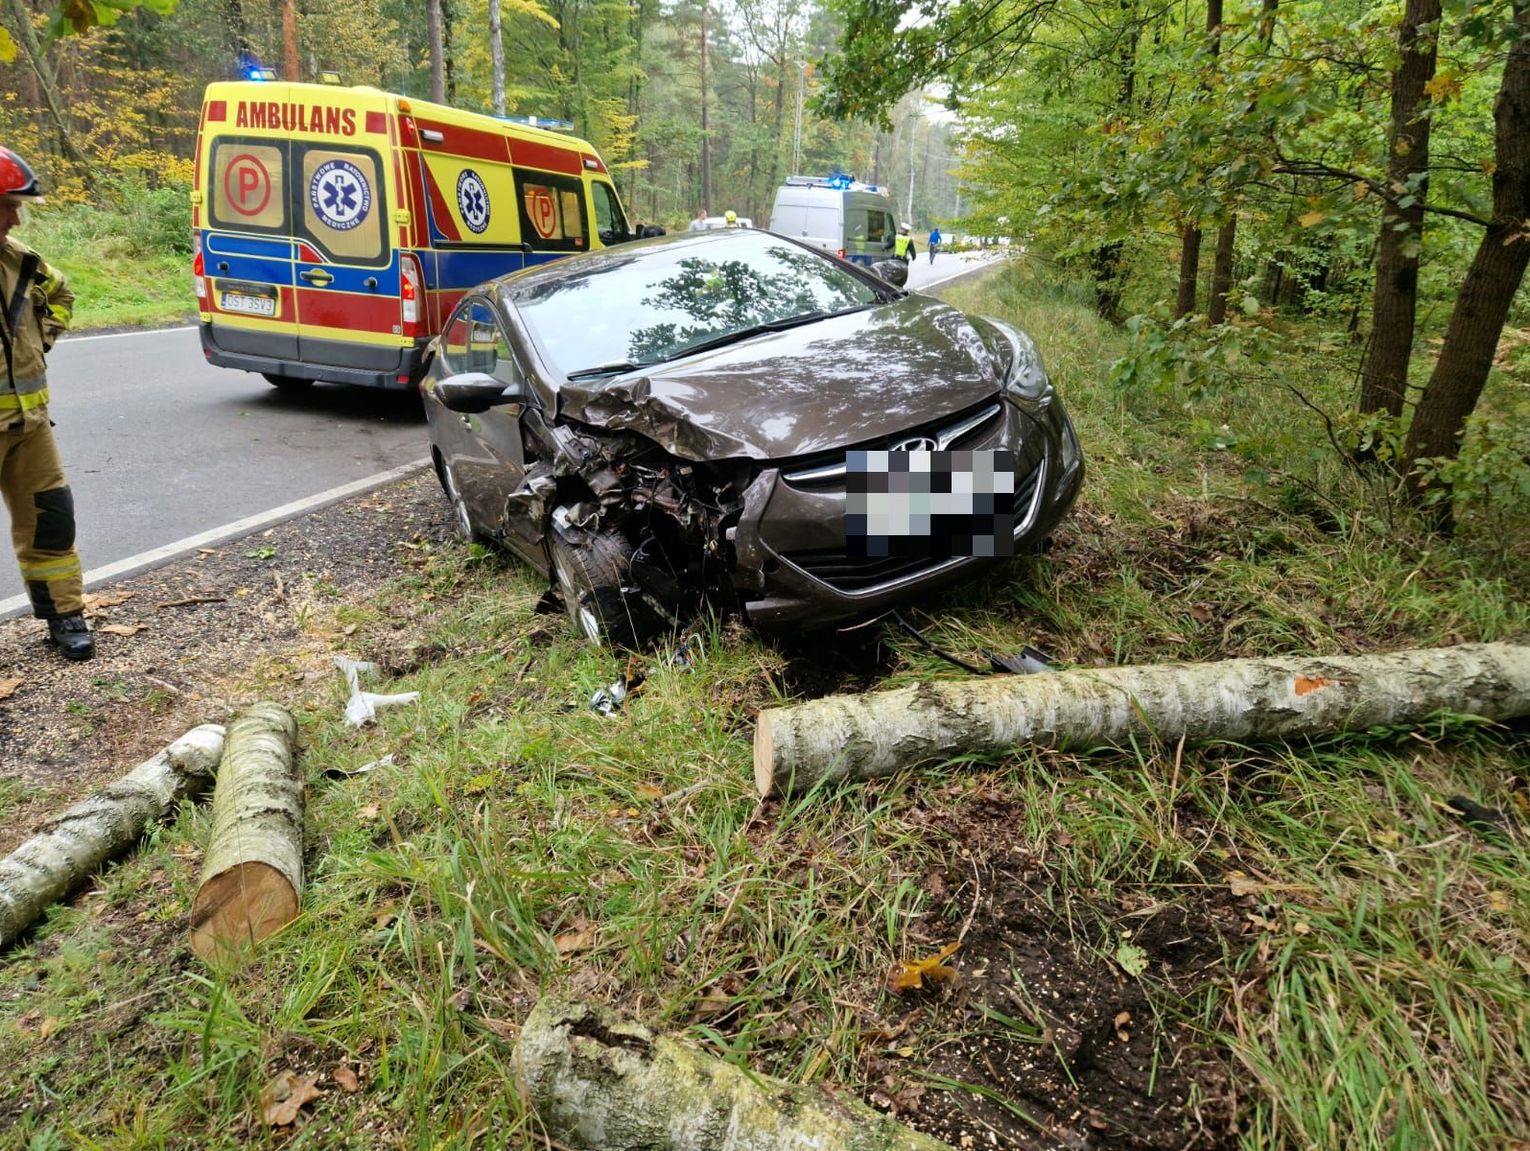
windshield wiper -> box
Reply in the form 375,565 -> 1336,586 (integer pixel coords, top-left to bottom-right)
676,304 -> 878,359
565,360 -> 649,381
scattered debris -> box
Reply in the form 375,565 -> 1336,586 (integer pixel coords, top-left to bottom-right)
1444,794 -> 1525,841
334,657 -> 420,727
261,1069 -> 324,1126
156,596 -> 228,609
588,631 -> 705,716
323,752 -> 395,780
887,941 -> 961,993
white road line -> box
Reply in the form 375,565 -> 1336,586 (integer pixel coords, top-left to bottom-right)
0,458 -> 430,621
59,325 -> 198,344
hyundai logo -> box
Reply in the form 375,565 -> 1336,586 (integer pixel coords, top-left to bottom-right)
890,435 -> 939,453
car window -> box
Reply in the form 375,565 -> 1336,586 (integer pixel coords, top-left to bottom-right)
507,230 -> 883,376
515,171 -> 588,253
208,139 -> 288,234
592,180 -> 627,241
439,298 -> 517,384
867,211 -> 890,244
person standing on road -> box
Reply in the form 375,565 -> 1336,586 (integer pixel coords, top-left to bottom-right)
892,223 -> 918,263
688,208 -> 709,232
928,227 -> 942,264
0,147 -> 93,661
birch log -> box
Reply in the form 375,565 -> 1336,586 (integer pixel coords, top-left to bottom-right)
516,996 -> 954,1151
755,642 -> 1530,796
0,724 -> 226,949
189,703 -> 302,962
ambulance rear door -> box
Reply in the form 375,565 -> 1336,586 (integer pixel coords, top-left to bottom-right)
288,89 -> 401,375
202,91 -> 298,362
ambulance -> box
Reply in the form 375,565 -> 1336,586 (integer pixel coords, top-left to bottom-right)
192,80 -> 633,391
767,175 -> 897,266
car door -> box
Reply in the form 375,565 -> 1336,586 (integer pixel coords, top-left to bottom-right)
436,296 -> 532,538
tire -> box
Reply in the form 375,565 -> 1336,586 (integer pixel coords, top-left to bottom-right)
547,525 -> 657,648
263,373 -> 314,391
436,456 -> 482,543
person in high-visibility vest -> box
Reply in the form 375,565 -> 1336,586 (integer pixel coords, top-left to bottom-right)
892,223 -> 918,262
0,146 -> 93,660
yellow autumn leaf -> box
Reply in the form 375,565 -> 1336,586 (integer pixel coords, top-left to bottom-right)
0,27 -> 15,63
0,678 -> 21,701
886,941 -> 960,992
1424,73 -> 1462,103
1298,211 -> 1326,229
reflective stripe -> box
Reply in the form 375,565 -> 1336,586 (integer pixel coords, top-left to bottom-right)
0,381 -> 48,410
20,557 -> 82,579
39,266 -> 71,326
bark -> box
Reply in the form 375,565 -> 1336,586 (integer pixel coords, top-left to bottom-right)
516,996 -> 954,1151
1208,217 -> 1236,325
1092,241 -> 1125,324
189,703 -> 303,963
428,0 -> 446,102
489,0 -> 505,117
700,1 -> 712,216
281,0 -> 299,81
0,726 -> 226,950
1174,224 -> 1202,319
1402,0 -> 1530,512
754,643 -> 1530,796
1358,0 -> 1440,419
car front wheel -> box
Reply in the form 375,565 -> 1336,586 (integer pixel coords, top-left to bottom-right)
548,525 -> 656,648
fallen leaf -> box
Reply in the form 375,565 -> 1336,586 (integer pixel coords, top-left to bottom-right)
1227,872 -> 1262,898
1115,939 -> 1149,977
83,591 -> 135,609
1488,889 -> 1511,914
37,1016 -> 60,1039
1114,1010 -> 1132,1028
554,920 -> 597,956
261,1070 -> 323,1126
0,678 -> 20,700
197,548 -> 220,555
97,624 -> 142,637
634,783 -> 665,801
358,804 -> 380,820
886,941 -> 961,992
332,1066 -> 361,1093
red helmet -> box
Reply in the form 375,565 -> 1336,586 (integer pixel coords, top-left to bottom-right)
0,147 -> 43,200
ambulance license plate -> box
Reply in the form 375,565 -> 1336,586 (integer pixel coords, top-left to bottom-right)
220,290 -> 276,317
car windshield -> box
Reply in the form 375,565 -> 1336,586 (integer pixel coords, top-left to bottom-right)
505,232 -> 884,378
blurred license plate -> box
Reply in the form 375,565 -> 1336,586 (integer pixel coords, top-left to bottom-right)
220,291 -> 275,317
846,448 -> 1016,558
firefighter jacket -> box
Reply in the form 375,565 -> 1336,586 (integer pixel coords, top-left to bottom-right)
1,236 -> 73,417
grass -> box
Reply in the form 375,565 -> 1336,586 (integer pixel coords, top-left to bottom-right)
1,255 -> 1528,1149
23,194 -> 195,330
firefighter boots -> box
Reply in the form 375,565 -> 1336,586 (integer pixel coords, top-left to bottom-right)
46,612 -> 94,661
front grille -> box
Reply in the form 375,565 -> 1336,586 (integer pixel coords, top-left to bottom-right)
782,457 -> 1044,594
782,401 -> 1006,487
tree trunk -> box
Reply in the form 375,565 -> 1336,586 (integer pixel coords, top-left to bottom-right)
516,996 -> 955,1150
754,643 -> 1530,796
1358,0 -> 1440,419
281,0 -> 299,80
1402,1 -> 1530,511
427,0 -> 446,102
0,725 -> 226,949
1208,217 -> 1236,324
489,0 -> 505,116
189,703 -> 302,963
1092,241 -> 1125,323
699,1 -> 712,215
4,0 -> 86,167
1175,224 -> 1202,318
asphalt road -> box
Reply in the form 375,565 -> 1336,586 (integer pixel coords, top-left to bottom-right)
2,326 -> 430,608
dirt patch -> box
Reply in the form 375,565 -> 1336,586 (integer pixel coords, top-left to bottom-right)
0,468 -> 455,853
869,795 -> 1242,1151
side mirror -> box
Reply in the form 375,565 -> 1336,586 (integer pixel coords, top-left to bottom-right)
871,259 -> 909,288
434,371 -> 526,414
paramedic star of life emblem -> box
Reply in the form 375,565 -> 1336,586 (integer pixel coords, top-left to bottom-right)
457,169 -> 491,234
309,159 -> 372,231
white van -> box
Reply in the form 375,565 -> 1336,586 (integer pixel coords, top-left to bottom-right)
768,176 -> 898,267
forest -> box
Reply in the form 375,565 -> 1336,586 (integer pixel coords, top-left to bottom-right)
2,0 -> 1527,523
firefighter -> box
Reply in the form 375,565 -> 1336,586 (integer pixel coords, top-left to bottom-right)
724,209 -> 739,228
0,146 -> 93,660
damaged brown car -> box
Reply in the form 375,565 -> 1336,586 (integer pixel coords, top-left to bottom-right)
422,229 -> 1083,646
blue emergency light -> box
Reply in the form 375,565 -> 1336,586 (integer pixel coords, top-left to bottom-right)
827,172 -> 853,189
245,66 -> 277,81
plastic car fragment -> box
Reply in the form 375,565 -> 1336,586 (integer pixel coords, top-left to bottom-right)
334,656 -> 420,727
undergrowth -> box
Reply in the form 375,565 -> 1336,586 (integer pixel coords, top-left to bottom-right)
1,257 -> 1526,1150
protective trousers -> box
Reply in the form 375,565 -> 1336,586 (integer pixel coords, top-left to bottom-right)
0,414 -> 83,619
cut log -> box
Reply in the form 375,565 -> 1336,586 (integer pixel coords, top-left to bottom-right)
755,642 -> 1530,796
0,724 -> 226,950
189,702 -> 302,962
516,996 -> 953,1151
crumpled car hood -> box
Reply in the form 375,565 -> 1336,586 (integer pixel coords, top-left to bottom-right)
555,294 -> 1003,461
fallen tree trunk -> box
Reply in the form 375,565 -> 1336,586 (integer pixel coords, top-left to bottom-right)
0,724 -> 226,949
755,642 -> 1530,796
190,702 -> 302,962
516,996 -> 953,1151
